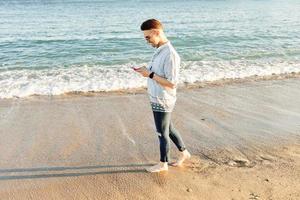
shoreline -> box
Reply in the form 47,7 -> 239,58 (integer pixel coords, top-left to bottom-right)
1,71 -> 300,101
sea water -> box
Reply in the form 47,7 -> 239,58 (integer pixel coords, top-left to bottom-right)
0,0 -> 299,98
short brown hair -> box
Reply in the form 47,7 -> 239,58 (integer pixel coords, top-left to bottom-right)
140,19 -> 163,31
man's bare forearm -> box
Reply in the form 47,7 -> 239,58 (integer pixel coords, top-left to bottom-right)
152,73 -> 175,89
134,66 -> 176,89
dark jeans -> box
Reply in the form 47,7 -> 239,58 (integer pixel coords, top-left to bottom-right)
152,111 -> 186,162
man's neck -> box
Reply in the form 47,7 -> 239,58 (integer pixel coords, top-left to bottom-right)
156,39 -> 169,48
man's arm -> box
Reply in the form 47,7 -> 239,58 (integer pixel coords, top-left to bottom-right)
152,73 -> 176,89
135,67 -> 176,89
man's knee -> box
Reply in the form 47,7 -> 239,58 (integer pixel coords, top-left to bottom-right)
156,131 -> 162,137
156,130 -> 170,139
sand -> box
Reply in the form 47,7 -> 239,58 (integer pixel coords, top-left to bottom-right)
0,77 -> 299,200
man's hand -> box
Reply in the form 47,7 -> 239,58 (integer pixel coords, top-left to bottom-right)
135,66 -> 151,77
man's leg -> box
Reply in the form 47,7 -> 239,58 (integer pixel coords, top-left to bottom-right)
153,111 -> 171,162
146,111 -> 171,173
169,121 -> 186,152
169,121 -> 191,167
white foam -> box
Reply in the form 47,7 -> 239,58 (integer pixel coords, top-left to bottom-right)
0,59 -> 299,99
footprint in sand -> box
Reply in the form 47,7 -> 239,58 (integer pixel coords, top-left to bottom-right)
185,157 -> 218,173
258,154 -> 276,165
249,192 -> 260,200
259,154 -> 275,161
227,158 -> 253,167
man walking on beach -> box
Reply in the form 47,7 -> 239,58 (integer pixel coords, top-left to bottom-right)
134,19 -> 191,173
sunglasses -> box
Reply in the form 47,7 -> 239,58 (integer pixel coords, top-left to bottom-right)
144,30 -> 157,40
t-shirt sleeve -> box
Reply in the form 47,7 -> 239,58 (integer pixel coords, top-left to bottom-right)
163,53 -> 180,85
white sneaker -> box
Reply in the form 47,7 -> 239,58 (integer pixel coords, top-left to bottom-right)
146,162 -> 168,173
170,149 -> 191,167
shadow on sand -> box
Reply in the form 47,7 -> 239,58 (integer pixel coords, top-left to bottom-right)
0,163 -> 153,180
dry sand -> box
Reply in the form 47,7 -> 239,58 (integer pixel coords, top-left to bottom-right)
0,77 -> 299,200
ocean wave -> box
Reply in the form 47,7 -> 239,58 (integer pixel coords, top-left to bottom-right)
0,59 -> 299,99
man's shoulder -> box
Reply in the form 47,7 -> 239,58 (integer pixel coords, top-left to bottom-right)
161,44 -> 180,60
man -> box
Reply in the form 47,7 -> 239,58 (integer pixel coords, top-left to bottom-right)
134,19 -> 191,173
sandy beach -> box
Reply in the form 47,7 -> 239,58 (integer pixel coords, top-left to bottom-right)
0,77 -> 299,200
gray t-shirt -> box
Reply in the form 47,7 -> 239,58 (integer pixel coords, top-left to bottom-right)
146,41 -> 180,112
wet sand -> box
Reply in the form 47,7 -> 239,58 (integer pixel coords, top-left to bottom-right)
0,77 -> 300,200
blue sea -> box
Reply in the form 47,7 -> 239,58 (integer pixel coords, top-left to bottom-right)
0,0 -> 300,98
